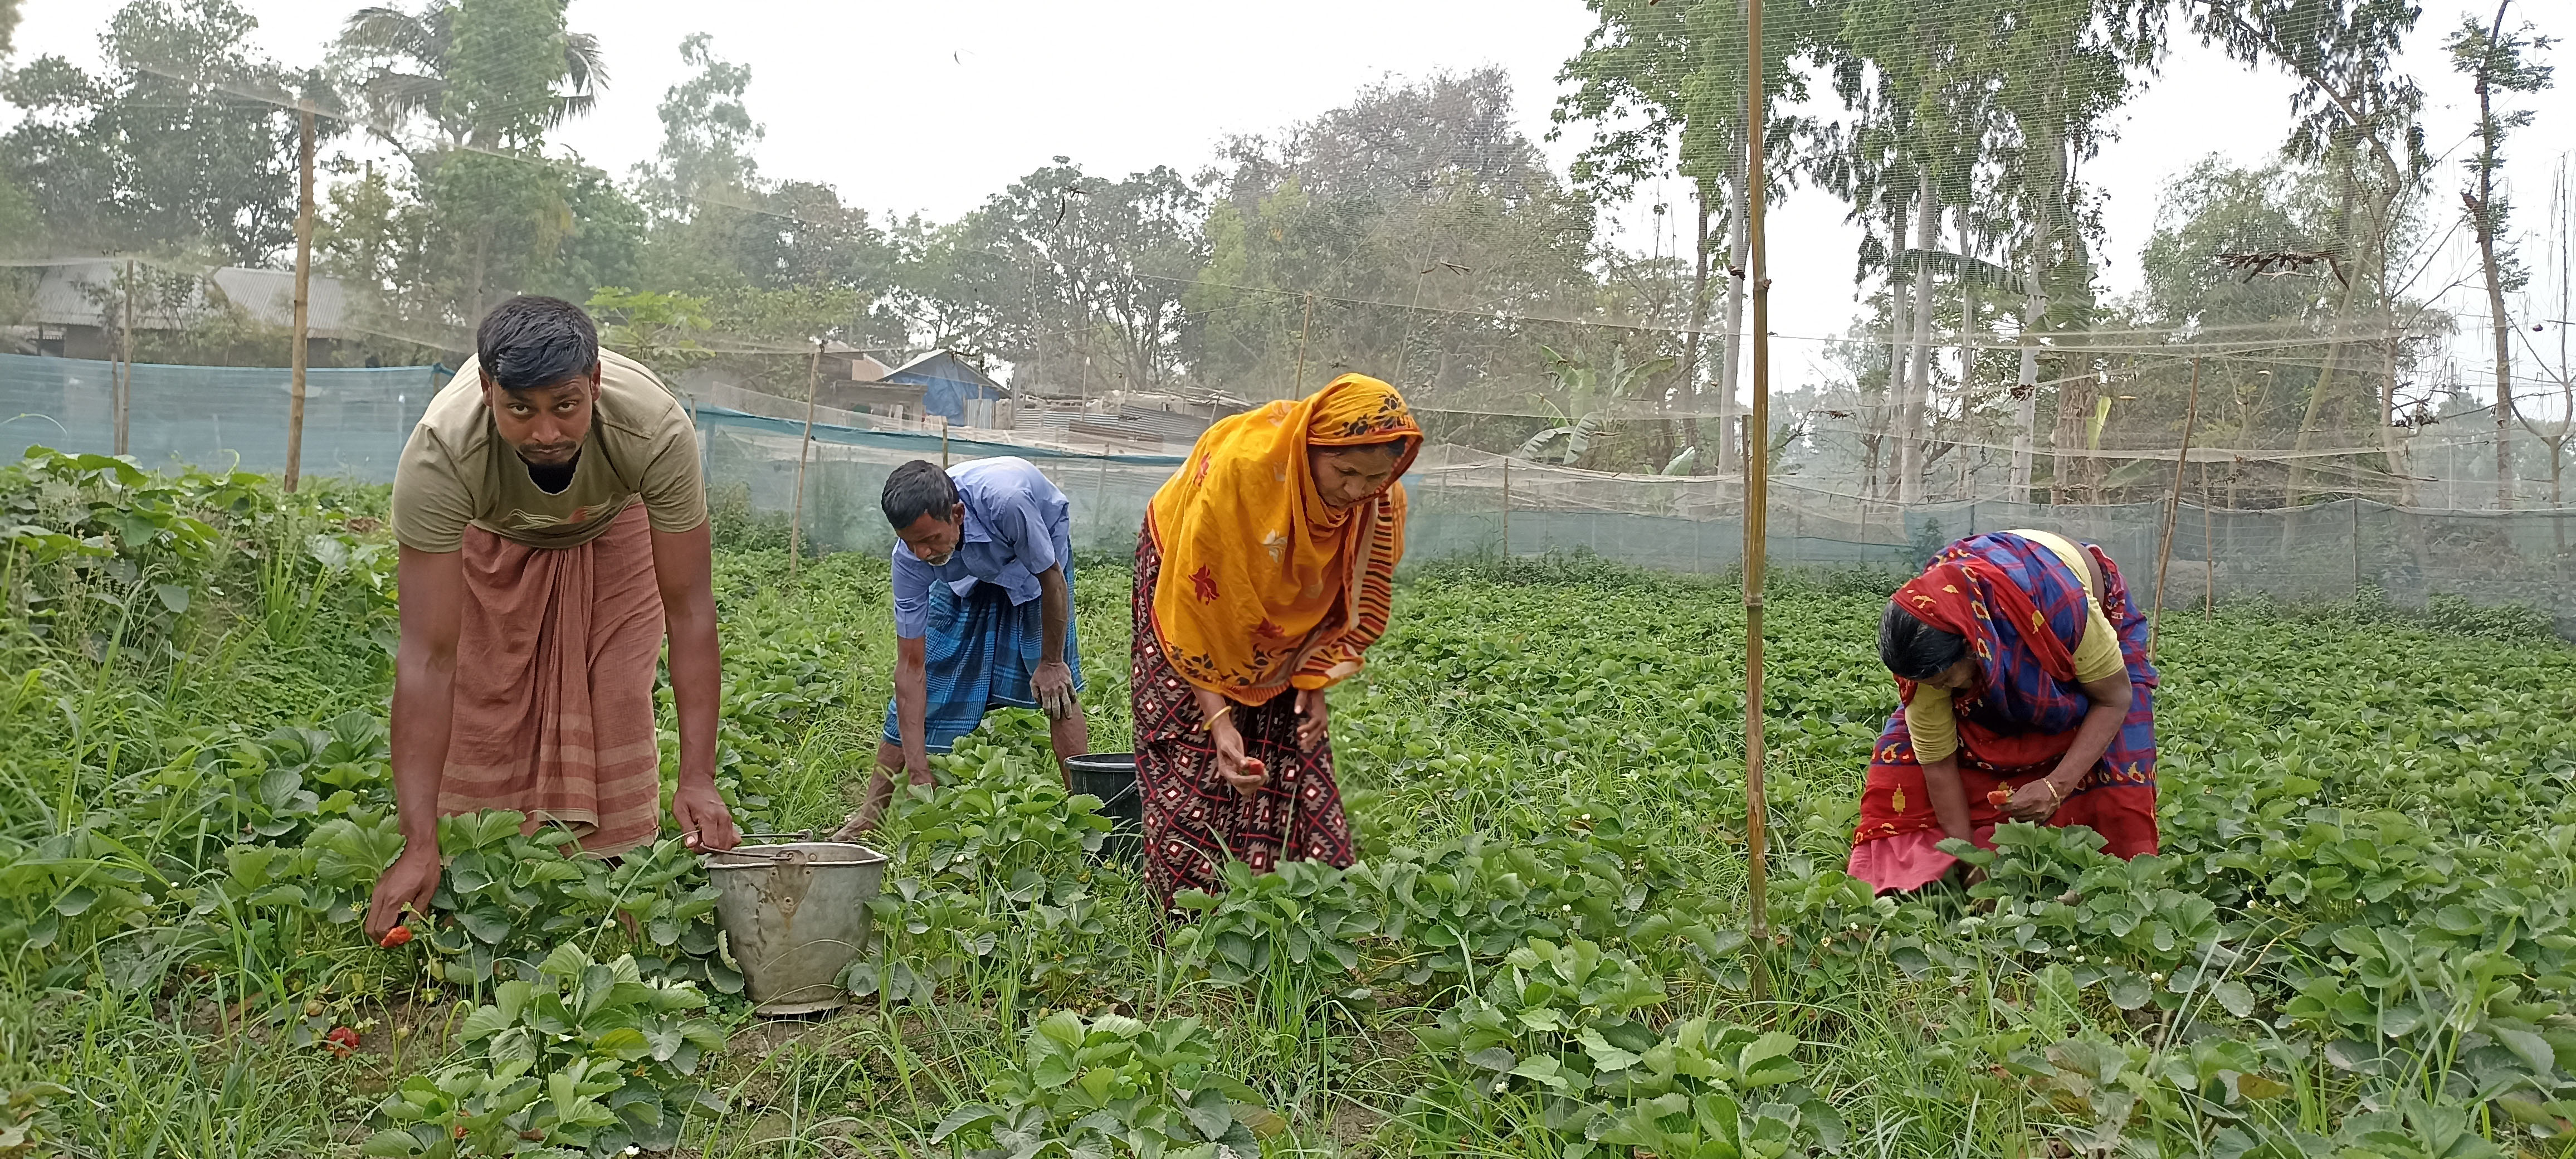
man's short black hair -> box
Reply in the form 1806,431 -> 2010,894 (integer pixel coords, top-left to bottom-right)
1879,600 -> 1971,680
476,296 -> 599,391
882,460 -> 960,529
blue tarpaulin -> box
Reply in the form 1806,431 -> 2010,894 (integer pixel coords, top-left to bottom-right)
881,351 -> 1006,423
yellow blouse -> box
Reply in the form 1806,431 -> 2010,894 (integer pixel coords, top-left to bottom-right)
1905,530 -> 2124,763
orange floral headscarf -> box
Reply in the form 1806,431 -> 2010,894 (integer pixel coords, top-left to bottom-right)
1146,374 -> 1422,703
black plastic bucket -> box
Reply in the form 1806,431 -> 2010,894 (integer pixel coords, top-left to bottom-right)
1063,752 -> 1142,864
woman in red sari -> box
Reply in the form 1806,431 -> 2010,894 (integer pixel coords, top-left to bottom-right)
1848,529 -> 2160,893
1129,373 -> 1421,915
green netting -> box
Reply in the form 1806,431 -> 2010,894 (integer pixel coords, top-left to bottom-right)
0,352 -> 435,480
7,352 -> 2570,635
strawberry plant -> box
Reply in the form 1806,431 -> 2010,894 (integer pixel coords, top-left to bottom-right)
928,1010 -> 1277,1159
1413,936 -> 1667,1103
1585,1020 -> 1845,1159
13,459 -> 2576,1158
845,732 -> 1125,1010
362,946 -> 727,1156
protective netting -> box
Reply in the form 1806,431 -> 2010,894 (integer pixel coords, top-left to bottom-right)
7,350 -> 2568,636
0,352 -> 435,479
3,0 -> 2572,639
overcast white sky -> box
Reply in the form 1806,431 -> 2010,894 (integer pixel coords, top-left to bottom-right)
9,0 -> 2571,394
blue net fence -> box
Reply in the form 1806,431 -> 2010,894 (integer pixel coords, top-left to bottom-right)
8,353 -> 2572,636
1,352 -> 439,481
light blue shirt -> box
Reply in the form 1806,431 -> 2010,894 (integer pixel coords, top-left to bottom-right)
889,457 -> 1073,640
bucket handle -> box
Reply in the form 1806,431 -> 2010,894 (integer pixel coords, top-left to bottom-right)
715,844 -> 812,865
706,830 -> 816,863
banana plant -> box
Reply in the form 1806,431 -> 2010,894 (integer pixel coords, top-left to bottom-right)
1517,345 -> 1676,468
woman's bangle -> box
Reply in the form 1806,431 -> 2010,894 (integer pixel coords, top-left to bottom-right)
1204,704 -> 1232,733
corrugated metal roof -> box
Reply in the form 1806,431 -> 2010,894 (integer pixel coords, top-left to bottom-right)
22,259 -> 356,338
1109,404 -> 1213,442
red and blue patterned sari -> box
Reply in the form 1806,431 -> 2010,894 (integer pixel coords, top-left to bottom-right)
1848,532 -> 2160,892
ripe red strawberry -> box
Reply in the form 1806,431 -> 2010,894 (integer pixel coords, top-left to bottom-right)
378,924 -> 413,948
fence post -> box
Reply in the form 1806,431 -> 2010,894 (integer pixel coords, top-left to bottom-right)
1500,455 -> 1510,559
788,338 -> 819,578
285,104 -> 315,493
116,261 -> 134,457
2149,357 -> 2202,660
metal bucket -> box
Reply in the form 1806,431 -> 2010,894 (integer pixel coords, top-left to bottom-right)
1063,752 -> 1143,864
705,841 -> 887,1017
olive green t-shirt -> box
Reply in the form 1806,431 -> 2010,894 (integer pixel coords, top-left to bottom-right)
391,349 -> 708,552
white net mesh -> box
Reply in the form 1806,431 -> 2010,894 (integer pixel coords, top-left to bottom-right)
0,0 -> 2568,634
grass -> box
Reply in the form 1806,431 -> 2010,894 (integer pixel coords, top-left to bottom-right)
7,459 -> 2576,1157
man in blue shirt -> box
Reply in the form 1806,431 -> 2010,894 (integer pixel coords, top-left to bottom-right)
833,457 -> 1087,835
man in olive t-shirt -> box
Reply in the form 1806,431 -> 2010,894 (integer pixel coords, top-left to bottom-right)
365,295 -> 739,940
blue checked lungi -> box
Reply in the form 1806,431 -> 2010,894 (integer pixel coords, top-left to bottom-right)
882,565 -> 1084,752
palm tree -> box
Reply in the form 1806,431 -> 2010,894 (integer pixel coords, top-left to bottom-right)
331,2 -> 606,154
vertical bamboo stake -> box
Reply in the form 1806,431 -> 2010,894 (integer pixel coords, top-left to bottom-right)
1741,0 -> 1775,1005
1501,455 -> 1511,558
116,261 -> 134,456
788,338 -> 819,578
285,104 -> 315,493
2149,357 -> 2201,660
2202,463 -> 2216,620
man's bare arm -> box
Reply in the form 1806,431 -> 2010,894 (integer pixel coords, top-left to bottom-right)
365,546 -> 464,937
652,522 -> 738,851
895,635 -> 930,779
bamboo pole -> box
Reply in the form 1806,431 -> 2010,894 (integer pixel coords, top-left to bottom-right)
1741,0 -> 1774,1005
2149,357 -> 2201,660
1501,455 -> 1511,559
2202,462 -> 2216,621
788,338 -> 819,578
285,104 -> 315,493
116,260 -> 134,456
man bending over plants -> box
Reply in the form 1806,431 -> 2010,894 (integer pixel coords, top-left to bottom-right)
831,457 -> 1087,837
365,296 -> 740,939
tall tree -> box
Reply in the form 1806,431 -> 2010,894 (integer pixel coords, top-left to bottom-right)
632,33 -> 760,216
1799,0 -> 2146,501
1819,0 -> 1993,501
0,0 -> 305,264
1185,70 -> 1596,408
2192,0 -> 2428,504
406,0 -> 632,318
2446,1 -> 2555,507
1991,0 -> 2140,500
332,0 -> 604,158
2512,162 -> 2573,522
916,158 -> 1204,393
1557,0 -> 1819,471
2134,157 -> 2355,507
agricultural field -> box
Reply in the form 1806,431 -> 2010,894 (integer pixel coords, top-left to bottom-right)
4,449 -> 2576,1158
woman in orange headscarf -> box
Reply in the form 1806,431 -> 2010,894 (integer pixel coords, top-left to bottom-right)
1129,373 -> 1421,914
